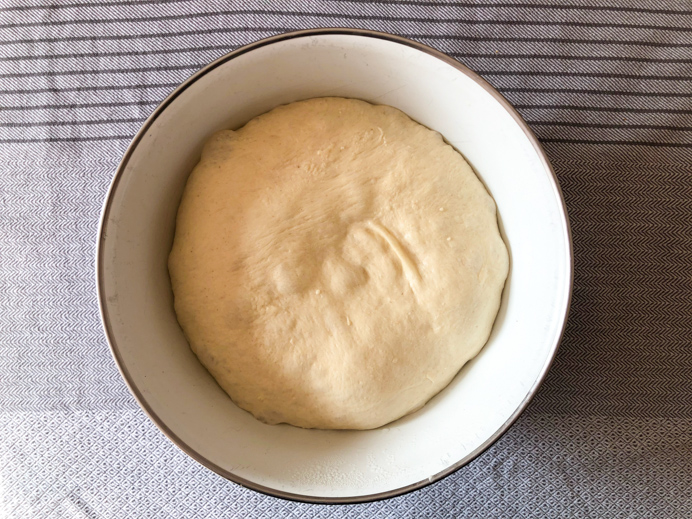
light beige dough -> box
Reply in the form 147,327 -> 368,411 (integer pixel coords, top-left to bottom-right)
169,97 -> 509,430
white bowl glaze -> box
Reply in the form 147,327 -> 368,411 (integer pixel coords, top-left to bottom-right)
97,29 -> 572,503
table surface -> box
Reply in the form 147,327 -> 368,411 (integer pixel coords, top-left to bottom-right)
1,1 -> 691,517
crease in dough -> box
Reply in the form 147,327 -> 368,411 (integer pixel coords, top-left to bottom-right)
365,220 -> 422,290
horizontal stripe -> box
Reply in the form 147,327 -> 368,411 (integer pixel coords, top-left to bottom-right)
479,70 -> 692,81
1,97 -> 688,117
0,64 -> 199,79
0,101 -> 158,112
4,65 -> 688,81
6,63 -> 692,81
6,118 -> 691,132
422,36 -> 692,49
0,118 -> 142,128
0,0 -> 194,12
2,85 -> 688,102
0,83 -> 178,95
528,121 -> 692,132
3,0 -> 692,17
1,27 -> 691,48
515,104 -> 692,115
329,1 -> 692,16
0,27 -> 279,46
3,47 -> 689,64
3,9 -> 692,33
0,135 -> 132,143
500,87 -> 692,98
0,45 -> 235,62
550,158 -> 692,171
451,53 -> 692,64
3,135 -> 690,148
542,138 -> 692,148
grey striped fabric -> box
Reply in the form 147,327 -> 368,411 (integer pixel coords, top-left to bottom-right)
1,1 -> 691,517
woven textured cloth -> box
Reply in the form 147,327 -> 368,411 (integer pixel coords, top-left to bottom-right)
1,1 -> 691,517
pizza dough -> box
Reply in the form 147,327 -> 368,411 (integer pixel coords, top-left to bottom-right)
168,97 -> 509,430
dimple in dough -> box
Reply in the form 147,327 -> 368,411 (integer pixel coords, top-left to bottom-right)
168,97 -> 509,430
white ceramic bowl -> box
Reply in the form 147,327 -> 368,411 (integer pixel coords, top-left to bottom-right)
97,29 -> 572,503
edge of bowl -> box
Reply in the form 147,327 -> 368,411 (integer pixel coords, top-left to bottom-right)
96,27 -> 574,505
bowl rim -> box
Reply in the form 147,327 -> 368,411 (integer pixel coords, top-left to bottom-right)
96,27 -> 574,505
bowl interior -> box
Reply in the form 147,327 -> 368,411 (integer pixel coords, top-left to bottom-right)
99,32 -> 571,501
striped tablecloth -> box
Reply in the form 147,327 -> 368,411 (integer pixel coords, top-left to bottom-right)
1,1 -> 691,517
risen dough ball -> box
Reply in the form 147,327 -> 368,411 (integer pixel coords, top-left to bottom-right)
169,97 -> 509,430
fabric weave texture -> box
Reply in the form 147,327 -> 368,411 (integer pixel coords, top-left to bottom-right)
0,1 -> 691,517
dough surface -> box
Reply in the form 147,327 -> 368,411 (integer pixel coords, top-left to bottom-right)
169,97 -> 509,430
